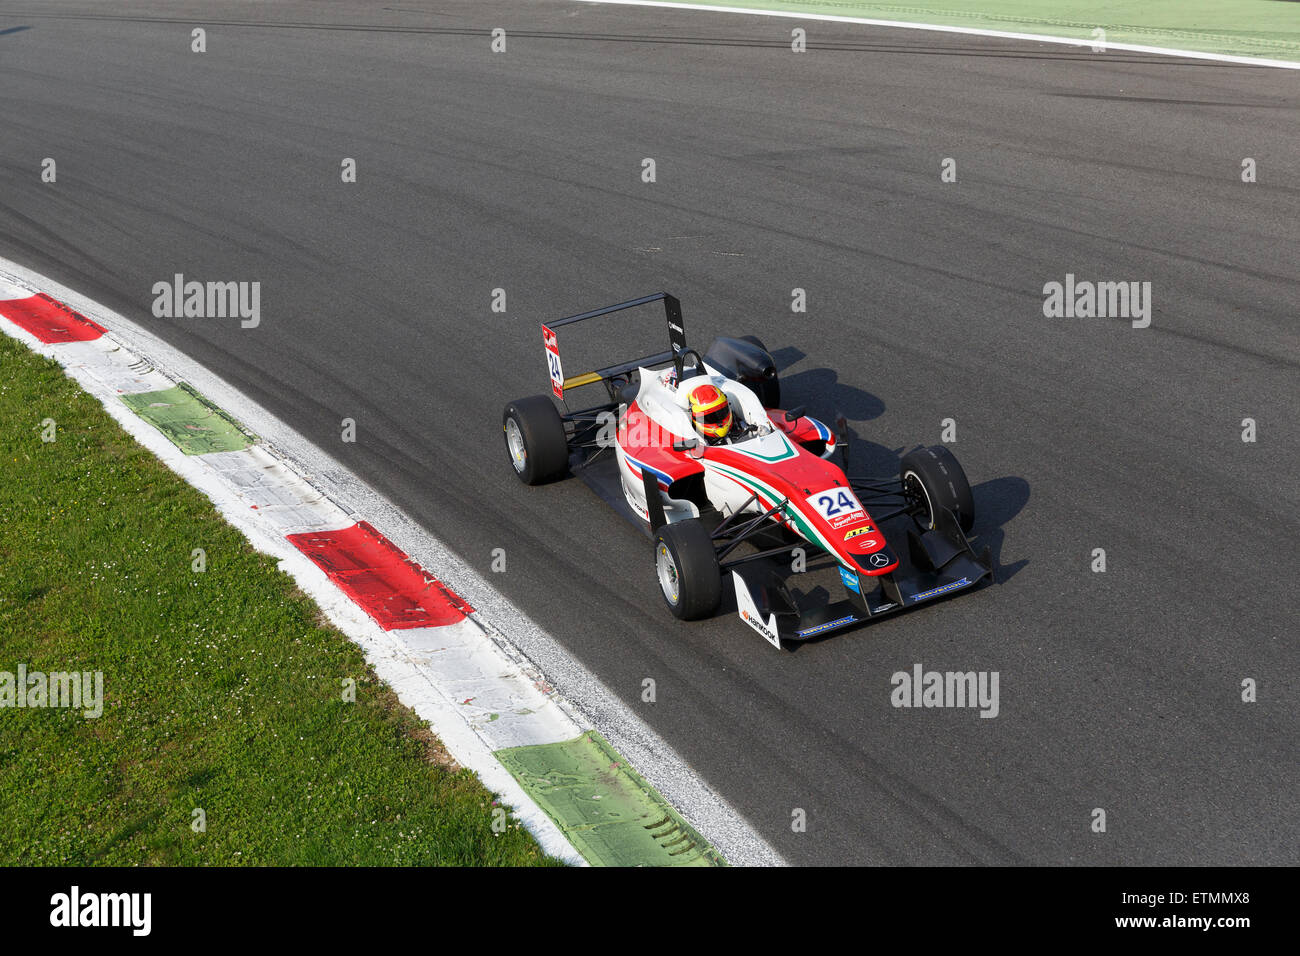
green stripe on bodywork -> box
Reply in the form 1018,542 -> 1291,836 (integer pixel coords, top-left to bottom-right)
494,731 -> 726,867
707,461 -> 845,563
727,432 -> 796,462
646,1 -> 1300,63
121,384 -> 255,455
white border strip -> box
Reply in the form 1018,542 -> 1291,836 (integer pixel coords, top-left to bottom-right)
578,0 -> 1300,69
0,258 -> 785,867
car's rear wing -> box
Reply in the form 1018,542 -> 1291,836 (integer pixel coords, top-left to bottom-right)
542,293 -> 685,401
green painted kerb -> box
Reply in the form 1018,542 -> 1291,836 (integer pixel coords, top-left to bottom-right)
121,384 -> 255,455
655,1 -> 1300,63
495,731 -> 726,867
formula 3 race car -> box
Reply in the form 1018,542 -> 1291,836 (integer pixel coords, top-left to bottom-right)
501,293 -> 993,649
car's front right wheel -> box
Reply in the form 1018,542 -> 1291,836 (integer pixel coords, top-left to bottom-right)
900,445 -> 975,533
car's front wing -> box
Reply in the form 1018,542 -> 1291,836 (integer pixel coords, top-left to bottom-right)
732,504 -> 994,649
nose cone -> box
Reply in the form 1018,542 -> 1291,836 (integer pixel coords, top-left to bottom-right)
852,546 -> 898,576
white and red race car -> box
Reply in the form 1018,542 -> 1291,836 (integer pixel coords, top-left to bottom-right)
503,293 -> 992,648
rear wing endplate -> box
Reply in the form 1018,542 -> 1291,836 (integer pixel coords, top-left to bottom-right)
542,293 -> 685,400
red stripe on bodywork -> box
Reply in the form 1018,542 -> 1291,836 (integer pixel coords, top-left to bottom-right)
286,521 -> 473,629
619,403 -> 705,485
0,293 -> 106,343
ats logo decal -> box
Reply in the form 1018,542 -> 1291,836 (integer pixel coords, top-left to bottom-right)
844,525 -> 875,540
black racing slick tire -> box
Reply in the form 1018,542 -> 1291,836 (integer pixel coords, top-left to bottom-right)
900,445 -> 975,534
653,519 -> 723,620
502,396 -> 569,485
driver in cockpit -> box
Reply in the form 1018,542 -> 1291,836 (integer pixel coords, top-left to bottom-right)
687,383 -> 735,445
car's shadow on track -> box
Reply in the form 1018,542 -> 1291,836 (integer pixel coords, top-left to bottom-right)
972,476 -> 1030,585
712,360 -> 1027,646
778,364 -> 886,424
712,420 -> 1030,650
770,461 -> 1030,651
779,366 -> 1029,587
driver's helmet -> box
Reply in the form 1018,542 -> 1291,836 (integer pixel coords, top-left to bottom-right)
688,384 -> 732,442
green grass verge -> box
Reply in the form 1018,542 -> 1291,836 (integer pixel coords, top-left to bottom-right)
0,335 -> 558,865
651,1 -> 1300,62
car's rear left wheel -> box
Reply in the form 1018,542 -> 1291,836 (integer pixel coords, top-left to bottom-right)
502,396 -> 569,484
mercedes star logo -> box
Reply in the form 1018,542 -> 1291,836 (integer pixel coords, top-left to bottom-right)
869,552 -> 891,568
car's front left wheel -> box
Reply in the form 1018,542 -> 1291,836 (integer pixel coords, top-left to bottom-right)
653,519 -> 722,620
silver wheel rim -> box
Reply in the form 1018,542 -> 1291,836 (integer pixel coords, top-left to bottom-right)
656,543 -> 680,605
505,418 -> 527,473
903,470 -> 935,529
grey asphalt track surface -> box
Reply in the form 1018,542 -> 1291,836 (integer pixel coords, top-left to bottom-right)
1,0 -> 1297,865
